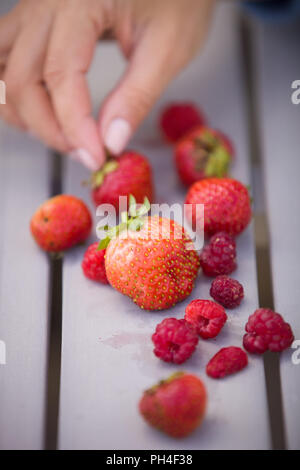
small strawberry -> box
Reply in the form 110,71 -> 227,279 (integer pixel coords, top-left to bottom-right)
185,177 -> 252,237
175,126 -> 234,186
139,372 -> 207,438
30,195 -> 92,252
206,347 -> 248,379
82,242 -> 108,284
91,151 -> 154,212
102,196 -> 200,310
159,102 -> 206,143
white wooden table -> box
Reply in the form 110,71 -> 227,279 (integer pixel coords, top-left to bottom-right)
0,3 -> 299,450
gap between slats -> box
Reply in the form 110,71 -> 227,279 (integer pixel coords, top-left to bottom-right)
44,153 -> 64,450
239,15 -> 286,450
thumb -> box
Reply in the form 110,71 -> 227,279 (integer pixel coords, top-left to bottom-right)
98,27 -> 187,155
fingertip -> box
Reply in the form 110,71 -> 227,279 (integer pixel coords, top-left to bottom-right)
104,118 -> 131,156
69,148 -> 103,171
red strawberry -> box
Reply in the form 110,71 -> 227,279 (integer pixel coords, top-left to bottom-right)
81,242 -> 108,284
91,151 -> 154,212
206,347 -> 248,379
175,126 -> 234,186
160,103 -> 206,143
30,195 -> 92,252
185,177 -> 252,237
103,196 -> 200,310
139,372 -> 207,438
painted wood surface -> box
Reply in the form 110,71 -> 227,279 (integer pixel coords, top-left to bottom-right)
253,17 -> 300,450
0,126 -> 50,449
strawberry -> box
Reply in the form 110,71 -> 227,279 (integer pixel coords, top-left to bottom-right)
175,126 -> 234,186
159,102 -> 206,143
30,195 -> 92,252
91,151 -> 154,212
185,177 -> 252,237
102,196 -> 200,310
139,372 -> 207,438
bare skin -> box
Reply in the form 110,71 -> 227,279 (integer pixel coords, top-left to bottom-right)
0,0 -> 215,170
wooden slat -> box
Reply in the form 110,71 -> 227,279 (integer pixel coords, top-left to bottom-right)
253,18 -> 300,450
58,4 -> 270,449
0,125 -> 50,449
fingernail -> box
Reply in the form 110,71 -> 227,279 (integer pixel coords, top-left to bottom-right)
69,148 -> 99,171
105,118 -> 131,155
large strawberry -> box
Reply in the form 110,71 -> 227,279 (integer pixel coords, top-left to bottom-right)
102,196 -> 200,310
91,151 -> 154,212
175,126 -> 234,186
30,195 -> 92,252
139,372 -> 207,438
159,102 -> 206,143
185,178 -> 252,237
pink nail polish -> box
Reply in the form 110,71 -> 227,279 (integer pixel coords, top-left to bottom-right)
69,148 -> 99,171
105,118 -> 131,155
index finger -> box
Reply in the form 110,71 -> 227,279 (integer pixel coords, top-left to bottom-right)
44,1 -> 105,170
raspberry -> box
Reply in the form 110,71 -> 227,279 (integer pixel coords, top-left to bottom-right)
185,299 -> 227,339
81,242 -> 108,284
160,103 -> 205,143
200,232 -> 237,277
152,318 -> 199,364
243,308 -> 294,354
206,347 -> 248,379
210,275 -> 244,308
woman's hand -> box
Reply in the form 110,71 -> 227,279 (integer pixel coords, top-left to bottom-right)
0,0 -> 215,170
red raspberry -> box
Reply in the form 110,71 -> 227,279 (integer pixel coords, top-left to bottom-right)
206,347 -> 248,379
159,102 -> 206,143
200,232 -> 237,277
243,308 -> 294,354
81,242 -> 108,284
152,318 -> 199,364
210,275 -> 244,308
185,299 -> 227,339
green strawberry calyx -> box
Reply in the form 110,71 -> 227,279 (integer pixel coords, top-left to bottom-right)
98,195 -> 151,250
193,130 -> 231,178
91,159 -> 119,189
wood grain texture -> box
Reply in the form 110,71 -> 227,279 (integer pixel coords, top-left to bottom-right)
58,4 -> 270,449
0,125 -> 50,449
253,17 -> 300,450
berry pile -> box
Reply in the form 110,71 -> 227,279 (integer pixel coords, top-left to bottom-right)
29,99 -> 295,441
